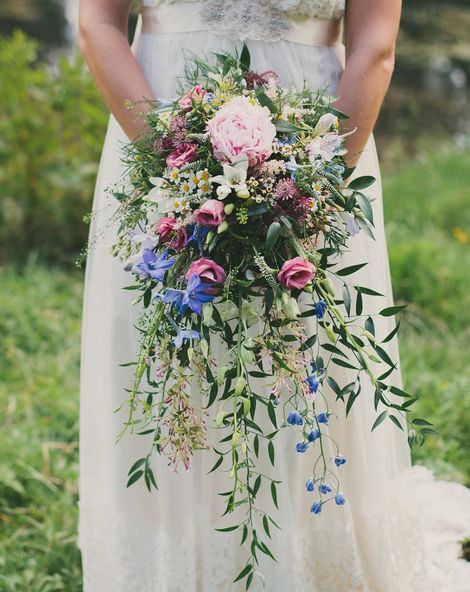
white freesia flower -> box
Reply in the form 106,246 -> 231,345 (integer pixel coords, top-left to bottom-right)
306,132 -> 342,163
210,156 -> 249,200
314,113 -> 338,136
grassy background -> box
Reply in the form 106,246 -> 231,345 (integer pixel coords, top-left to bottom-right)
0,146 -> 469,588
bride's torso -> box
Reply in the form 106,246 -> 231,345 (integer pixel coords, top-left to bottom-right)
135,0 -> 346,100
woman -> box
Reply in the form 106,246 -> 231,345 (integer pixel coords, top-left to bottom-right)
78,1 -> 470,590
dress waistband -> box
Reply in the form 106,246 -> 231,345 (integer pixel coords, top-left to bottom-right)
140,3 -> 342,47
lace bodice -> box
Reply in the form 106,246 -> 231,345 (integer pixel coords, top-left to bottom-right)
140,0 -> 346,41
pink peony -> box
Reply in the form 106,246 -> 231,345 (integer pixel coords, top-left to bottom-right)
186,258 -> 226,284
155,217 -> 188,251
278,257 -> 316,290
206,96 -> 276,167
179,85 -> 207,111
195,199 -> 225,227
166,143 -> 198,168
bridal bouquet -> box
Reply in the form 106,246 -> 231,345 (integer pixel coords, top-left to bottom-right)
108,45 -> 428,587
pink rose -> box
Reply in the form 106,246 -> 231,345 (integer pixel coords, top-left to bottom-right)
278,257 -> 316,290
166,143 -> 198,168
186,258 -> 226,284
156,216 -> 188,251
179,85 -> 207,111
195,199 -> 225,227
206,96 -> 276,167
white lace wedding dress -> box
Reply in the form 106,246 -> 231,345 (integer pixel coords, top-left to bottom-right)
79,1 -> 470,590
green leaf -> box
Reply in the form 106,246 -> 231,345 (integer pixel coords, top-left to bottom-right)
331,357 -> 358,370
265,221 -> 281,251
233,563 -> 253,583
274,119 -> 300,133
389,415 -> 403,430
268,440 -> 275,466
208,455 -> 224,474
271,481 -> 278,509
375,345 -> 396,368
253,434 -> 260,458
412,418 -> 433,426
257,91 -> 277,113
342,284 -> 351,315
128,458 -> 146,475
263,515 -> 271,538
356,289 -> 363,316
126,470 -> 144,488
253,475 -> 262,496
365,316 -> 375,337
371,410 -> 388,431
379,305 -> 407,317
356,191 -> 375,224
336,262 -> 368,276
382,320 -> 400,343
240,43 -> 251,70
267,401 -> 277,428
299,333 -> 317,352
215,524 -> 239,532
348,175 -> 375,190
327,376 -> 341,396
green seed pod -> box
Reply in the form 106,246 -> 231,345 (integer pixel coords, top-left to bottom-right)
216,408 -> 227,428
200,339 -> 209,359
224,203 -> 235,215
323,277 -> 336,297
217,221 -> 229,234
234,376 -> 246,396
217,366 -> 229,385
231,431 -> 241,448
242,396 -> 251,416
325,323 -> 336,343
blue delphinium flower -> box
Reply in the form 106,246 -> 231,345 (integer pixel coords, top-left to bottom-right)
314,299 -> 327,319
305,372 -> 319,394
308,428 -> 320,442
161,275 -> 214,315
296,442 -> 309,453
310,501 -> 322,515
317,412 -> 331,425
136,248 -> 175,281
305,479 -> 315,492
334,455 -> 347,467
172,328 -> 200,348
287,411 -> 303,426
186,224 -> 209,255
319,484 -> 332,494
335,493 -> 346,505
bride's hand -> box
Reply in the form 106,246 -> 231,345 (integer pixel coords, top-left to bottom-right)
334,0 -> 402,167
79,0 -> 155,141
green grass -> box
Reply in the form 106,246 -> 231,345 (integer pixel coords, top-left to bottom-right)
0,264 -> 82,591
0,145 -> 469,587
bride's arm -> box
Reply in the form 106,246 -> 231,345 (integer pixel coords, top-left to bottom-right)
79,0 -> 154,140
335,0 -> 402,166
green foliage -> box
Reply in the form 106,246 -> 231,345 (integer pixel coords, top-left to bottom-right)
0,262 -> 82,590
0,32 -> 107,266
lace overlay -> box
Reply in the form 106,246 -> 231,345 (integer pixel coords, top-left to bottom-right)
140,0 -> 346,41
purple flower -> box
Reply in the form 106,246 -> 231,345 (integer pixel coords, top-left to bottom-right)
287,411 -> 303,426
136,248 -> 175,282
334,455 -> 347,467
186,224 -> 209,255
172,328 -> 200,348
273,178 -> 301,202
305,479 -> 315,492
314,300 -> 327,319
319,484 -> 332,494
310,501 -> 322,515
308,428 -> 320,442
305,373 -> 319,394
335,493 -> 346,505
296,442 -> 309,453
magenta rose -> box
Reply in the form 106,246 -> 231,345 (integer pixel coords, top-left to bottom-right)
166,143 -> 198,169
179,84 -> 207,111
156,217 -> 188,251
278,257 -> 316,290
206,96 -> 276,167
195,199 -> 225,227
186,258 -> 226,284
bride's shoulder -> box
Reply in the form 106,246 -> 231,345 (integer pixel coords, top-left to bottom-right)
140,0 -> 345,20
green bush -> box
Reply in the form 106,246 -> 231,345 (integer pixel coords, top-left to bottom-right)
0,32 -> 108,266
